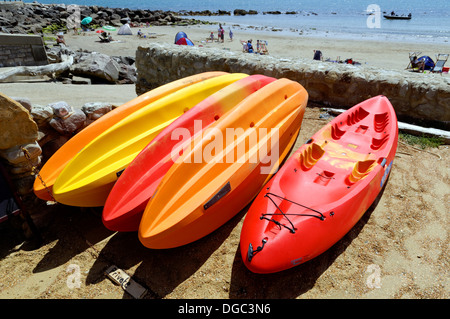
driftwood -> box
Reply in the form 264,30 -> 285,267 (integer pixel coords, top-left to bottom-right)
322,107 -> 450,144
0,55 -> 74,82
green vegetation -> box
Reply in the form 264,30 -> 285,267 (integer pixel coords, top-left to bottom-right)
399,132 -> 444,149
42,23 -> 67,34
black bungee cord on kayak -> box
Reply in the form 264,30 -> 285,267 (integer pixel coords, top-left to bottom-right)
260,192 -> 326,234
248,193 -> 328,262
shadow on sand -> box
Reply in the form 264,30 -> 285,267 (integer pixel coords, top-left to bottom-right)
87,208 -> 246,299
228,178 -> 388,299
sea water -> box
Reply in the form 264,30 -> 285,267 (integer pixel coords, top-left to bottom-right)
27,0 -> 450,44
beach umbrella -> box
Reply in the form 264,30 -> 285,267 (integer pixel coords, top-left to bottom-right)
175,37 -> 194,46
102,25 -> 117,32
96,30 -> 105,33
174,31 -> 188,44
418,56 -> 435,70
81,17 -> 93,25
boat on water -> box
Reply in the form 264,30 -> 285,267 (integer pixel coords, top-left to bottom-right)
383,12 -> 412,20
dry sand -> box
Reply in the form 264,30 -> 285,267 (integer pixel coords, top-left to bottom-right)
64,24 -> 450,72
0,23 -> 449,301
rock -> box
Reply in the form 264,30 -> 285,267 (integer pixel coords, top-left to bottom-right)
0,93 -> 38,150
71,76 -> 92,85
264,11 -> 282,15
11,97 -> 32,112
0,141 -> 42,165
40,134 -> 69,161
234,9 -> 248,16
70,52 -> 120,83
49,109 -> 86,135
81,102 -> 113,121
31,104 -> 54,125
49,101 -> 73,118
118,64 -> 137,83
9,156 -> 41,175
12,173 -> 35,195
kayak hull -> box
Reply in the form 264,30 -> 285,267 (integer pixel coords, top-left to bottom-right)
33,72 -> 227,201
102,74 -> 277,231
52,73 -> 244,207
240,95 -> 398,273
139,78 -> 309,249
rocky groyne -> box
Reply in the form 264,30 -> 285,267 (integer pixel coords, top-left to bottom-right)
0,1 -> 205,35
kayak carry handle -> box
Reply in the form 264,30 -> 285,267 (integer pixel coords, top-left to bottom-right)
247,238 -> 268,262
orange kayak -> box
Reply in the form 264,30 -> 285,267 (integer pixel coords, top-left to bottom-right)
138,78 -> 308,249
240,95 -> 398,273
102,74 -> 276,232
33,72 -> 227,201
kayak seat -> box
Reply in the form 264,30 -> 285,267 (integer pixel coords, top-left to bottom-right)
331,123 -> 346,140
374,112 -> 389,133
347,159 -> 376,184
371,135 -> 390,150
346,106 -> 369,126
299,142 -> 325,170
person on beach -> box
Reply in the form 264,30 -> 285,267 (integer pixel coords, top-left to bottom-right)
56,33 -> 66,46
313,50 -> 322,61
229,28 -> 233,41
247,40 -> 254,53
218,24 -> 224,42
411,55 -> 425,72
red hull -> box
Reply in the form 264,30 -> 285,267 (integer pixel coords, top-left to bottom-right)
240,95 -> 398,273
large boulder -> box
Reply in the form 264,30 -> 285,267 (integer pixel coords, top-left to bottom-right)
0,93 -> 38,150
70,52 -> 120,83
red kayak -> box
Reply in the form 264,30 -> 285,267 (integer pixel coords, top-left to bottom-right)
102,74 -> 276,231
240,95 -> 398,273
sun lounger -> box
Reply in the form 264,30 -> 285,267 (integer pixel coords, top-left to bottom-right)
258,40 -> 269,55
431,54 -> 449,74
99,36 -> 110,43
406,51 -> 422,70
240,40 -> 248,52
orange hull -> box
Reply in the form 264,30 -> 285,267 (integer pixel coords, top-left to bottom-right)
33,72 -> 227,201
138,78 -> 308,249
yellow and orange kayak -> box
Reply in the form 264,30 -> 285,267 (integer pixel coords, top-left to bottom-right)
34,72 -> 227,201
52,73 -> 245,207
138,78 -> 309,249
103,74 -> 276,232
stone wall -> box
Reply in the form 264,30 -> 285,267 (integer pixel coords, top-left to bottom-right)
136,43 -> 450,129
0,93 -> 117,195
0,34 -> 48,67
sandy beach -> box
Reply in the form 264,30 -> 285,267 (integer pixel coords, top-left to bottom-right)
1,23 -> 449,107
65,23 -> 450,72
0,22 -> 449,302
